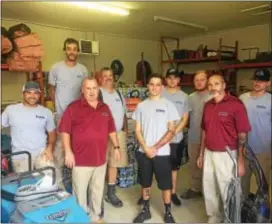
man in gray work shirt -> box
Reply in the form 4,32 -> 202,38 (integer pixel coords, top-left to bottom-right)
99,67 -> 128,208
181,70 -> 212,199
132,73 -> 180,223
161,68 -> 190,206
48,38 -> 88,185
1,81 -> 56,173
239,68 -> 271,197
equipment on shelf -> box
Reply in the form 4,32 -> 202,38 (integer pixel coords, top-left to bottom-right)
136,52 -> 152,86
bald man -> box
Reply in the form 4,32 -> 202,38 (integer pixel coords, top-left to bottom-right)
197,74 -> 251,223
59,77 -> 121,223
180,71 -> 212,199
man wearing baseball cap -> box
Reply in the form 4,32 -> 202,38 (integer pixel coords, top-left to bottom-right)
239,68 -> 271,197
161,68 -> 190,206
1,81 -> 57,175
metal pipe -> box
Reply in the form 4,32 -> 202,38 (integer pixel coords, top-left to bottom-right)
154,16 -> 208,31
240,4 -> 269,13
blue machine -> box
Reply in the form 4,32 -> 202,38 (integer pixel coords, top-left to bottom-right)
1,152 -> 90,223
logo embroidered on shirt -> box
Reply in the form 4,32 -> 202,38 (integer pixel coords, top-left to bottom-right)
218,112 -> 228,116
156,109 -> 165,113
35,115 -> 45,119
256,105 -> 266,109
116,98 -> 121,102
175,101 -> 183,105
102,112 -> 109,116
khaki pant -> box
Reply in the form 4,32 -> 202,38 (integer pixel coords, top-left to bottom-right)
203,149 -> 236,220
107,131 -> 128,168
72,163 -> 107,222
188,143 -> 202,192
242,151 -> 271,197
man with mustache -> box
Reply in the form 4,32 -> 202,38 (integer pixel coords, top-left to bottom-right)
48,38 -> 89,186
180,70 -> 212,199
132,73 -> 179,223
59,77 -> 120,223
1,81 -> 56,173
239,69 -> 271,197
98,67 -> 128,208
197,74 -> 251,223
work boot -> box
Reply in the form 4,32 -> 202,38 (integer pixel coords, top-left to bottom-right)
164,212 -> 176,223
105,184 -> 123,208
171,193 -> 182,206
137,196 -> 144,205
133,206 -> 151,223
180,189 -> 202,199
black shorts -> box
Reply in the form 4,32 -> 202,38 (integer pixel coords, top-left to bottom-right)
170,139 -> 185,170
136,151 -> 172,191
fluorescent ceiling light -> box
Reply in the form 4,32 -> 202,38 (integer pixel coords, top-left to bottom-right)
154,16 -> 208,31
252,9 -> 271,16
69,2 -> 130,16
240,4 -> 269,13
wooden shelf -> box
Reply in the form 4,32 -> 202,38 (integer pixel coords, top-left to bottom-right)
220,61 -> 272,69
162,56 -> 236,64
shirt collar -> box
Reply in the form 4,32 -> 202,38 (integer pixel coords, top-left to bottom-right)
210,92 -> 230,104
80,96 -> 104,109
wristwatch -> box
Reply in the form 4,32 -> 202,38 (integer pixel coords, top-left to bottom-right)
114,146 -> 120,150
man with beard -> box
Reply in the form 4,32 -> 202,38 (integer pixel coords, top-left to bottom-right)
98,67 -> 128,208
132,74 -> 179,223
181,70 -> 212,199
48,38 -> 88,186
197,74 -> 251,223
59,77 -> 120,223
239,69 -> 271,197
160,68 -> 189,206
1,81 -> 56,173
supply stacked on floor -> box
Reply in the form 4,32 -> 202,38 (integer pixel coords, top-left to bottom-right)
116,87 -> 148,188
2,23 -> 44,72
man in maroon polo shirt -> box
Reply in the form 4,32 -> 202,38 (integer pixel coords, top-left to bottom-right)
59,76 -> 120,223
197,74 -> 251,223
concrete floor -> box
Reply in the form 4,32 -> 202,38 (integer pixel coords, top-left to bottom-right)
103,164 -> 207,223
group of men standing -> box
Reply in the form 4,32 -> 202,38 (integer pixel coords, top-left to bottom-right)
1,36 -> 271,224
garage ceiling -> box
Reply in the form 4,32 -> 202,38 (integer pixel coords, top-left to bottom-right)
1,1 -> 271,40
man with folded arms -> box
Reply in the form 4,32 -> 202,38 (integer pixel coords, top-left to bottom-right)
59,77 -> 120,223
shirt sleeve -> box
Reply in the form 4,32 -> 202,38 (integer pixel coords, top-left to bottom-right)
58,107 -> 73,134
82,66 -> 89,78
107,107 -> 116,134
48,64 -> 57,86
46,110 -> 56,132
167,101 -> 180,122
235,102 -> 251,133
132,105 -> 141,121
183,95 -> 190,113
201,104 -> 207,131
1,106 -> 10,128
